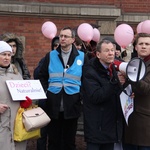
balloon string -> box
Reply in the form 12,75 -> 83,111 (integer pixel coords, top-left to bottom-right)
82,42 -> 96,57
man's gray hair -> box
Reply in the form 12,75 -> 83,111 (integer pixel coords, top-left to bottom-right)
96,40 -> 114,52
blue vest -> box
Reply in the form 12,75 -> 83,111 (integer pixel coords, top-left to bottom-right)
48,50 -> 84,95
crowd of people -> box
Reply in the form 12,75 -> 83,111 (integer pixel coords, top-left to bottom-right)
0,26 -> 150,150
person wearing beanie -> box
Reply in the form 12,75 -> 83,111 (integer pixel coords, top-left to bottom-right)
0,41 -> 12,54
0,33 -> 31,79
0,40 -> 27,149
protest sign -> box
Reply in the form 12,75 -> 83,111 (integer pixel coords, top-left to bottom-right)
6,80 -> 47,101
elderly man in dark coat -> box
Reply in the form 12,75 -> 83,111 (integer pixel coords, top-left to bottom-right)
82,40 -> 126,150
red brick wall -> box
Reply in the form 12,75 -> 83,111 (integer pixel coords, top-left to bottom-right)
0,15 -> 97,78
13,0 -> 150,13
119,0 -> 150,13
13,0 -> 114,5
0,0 -> 149,77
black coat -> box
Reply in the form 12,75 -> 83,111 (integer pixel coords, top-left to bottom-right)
39,44 -> 88,119
82,57 -> 123,144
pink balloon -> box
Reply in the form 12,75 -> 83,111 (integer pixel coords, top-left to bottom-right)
114,24 -> 134,47
92,28 -> 100,42
77,23 -> 94,42
136,22 -> 143,33
141,20 -> 150,34
41,21 -> 57,39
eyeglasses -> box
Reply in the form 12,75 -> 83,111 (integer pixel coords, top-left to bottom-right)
59,35 -> 72,39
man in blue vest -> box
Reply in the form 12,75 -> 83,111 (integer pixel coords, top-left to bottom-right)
39,27 -> 88,150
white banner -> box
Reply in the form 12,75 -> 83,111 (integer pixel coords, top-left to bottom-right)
120,84 -> 134,125
6,80 -> 47,101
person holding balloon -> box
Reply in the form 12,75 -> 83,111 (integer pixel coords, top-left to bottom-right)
115,42 -> 123,61
77,23 -> 100,60
74,36 -> 83,51
82,39 -> 126,150
114,23 -> 134,63
83,40 -> 97,59
39,26 -> 88,150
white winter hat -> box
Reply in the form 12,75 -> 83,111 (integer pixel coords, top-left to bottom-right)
0,41 -> 12,54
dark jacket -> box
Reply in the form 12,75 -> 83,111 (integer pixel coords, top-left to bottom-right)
33,57 -> 45,79
33,36 -> 59,79
124,56 -> 150,146
0,33 -> 30,79
82,57 -> 124,144
39,44 -> 88,119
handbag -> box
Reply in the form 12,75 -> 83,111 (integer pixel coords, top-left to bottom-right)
22,106 -> 51,131
14,106 -> 41,142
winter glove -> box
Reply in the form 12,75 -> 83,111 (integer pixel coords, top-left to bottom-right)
20,96 -> 32,108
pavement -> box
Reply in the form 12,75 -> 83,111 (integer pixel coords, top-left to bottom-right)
26,134 -> 86,150
27,113 -> 86,150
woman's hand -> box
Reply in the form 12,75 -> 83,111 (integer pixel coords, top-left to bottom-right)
0,104 -> 8,114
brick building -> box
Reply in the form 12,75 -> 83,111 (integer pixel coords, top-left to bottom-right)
0,0 -> 150,77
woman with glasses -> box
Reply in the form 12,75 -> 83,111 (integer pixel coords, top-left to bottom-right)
0,41 -> 27,150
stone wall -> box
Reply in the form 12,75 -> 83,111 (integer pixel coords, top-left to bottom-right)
0,1 -> 149,76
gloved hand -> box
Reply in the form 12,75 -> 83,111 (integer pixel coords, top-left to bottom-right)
110,62 -> 122,85
20,96 -> 32,108
108,60 -> 123,76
